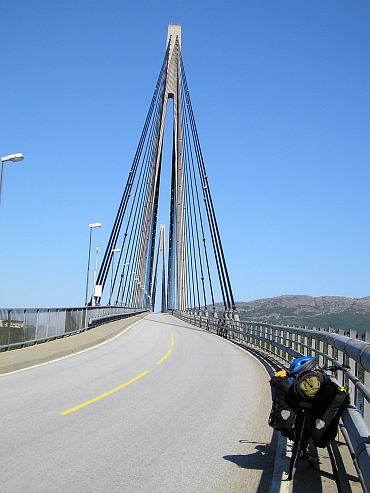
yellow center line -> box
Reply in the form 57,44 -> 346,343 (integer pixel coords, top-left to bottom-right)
156,348 -> 172,365
157,316 -> 175,362
163,319 -> 174,343
60,317 -> 176,415
60,371 -> 149,416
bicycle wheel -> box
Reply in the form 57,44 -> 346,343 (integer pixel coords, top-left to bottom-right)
288,411 -> 308,480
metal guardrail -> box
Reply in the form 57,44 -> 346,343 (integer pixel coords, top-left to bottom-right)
0,306 -> 147,351
172,310 -> 370,493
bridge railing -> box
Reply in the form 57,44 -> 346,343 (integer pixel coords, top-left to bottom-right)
0,306 -> 146,351
172,310 -> 370,492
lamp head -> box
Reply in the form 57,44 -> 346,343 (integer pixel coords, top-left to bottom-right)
1,153 -> 24,163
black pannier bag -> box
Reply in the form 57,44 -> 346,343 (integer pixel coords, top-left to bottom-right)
310,380 -> 350,447
268,370 -> 296,437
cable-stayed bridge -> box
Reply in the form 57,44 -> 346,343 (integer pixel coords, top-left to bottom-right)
1,25 -> 369,493
93,24 -> 237,322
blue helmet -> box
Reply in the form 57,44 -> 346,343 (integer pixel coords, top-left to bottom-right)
288,356 -> 316,375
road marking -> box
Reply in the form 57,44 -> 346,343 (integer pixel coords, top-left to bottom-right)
269,433 -> 292,493
162,317 -> 174,346
60,314 -> 175,415
60,371 -> 149,415
155,315 -> 175,363
156,348 -> 172,365
0,317 -> 145,377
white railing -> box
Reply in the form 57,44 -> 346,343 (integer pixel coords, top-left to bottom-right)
0,306 -> 147,350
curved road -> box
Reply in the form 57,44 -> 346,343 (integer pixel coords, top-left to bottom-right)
1,313 -> 276,492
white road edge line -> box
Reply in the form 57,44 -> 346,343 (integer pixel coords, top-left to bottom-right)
270,433 -> 292,493
0,317 -> 146,376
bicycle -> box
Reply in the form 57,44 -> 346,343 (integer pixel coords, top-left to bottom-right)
286,360 -> 350,481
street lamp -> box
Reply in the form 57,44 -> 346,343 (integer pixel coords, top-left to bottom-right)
0,153 -> 24,206
92,246 -> 101,306
109,248 -> 121,305
85,222 -> 101,306
145,290 -> 153,311
118,262 -> 130,306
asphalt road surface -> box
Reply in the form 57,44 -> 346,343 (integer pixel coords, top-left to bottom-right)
1,313 -> 276,493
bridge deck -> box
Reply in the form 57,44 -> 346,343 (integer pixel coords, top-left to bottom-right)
0,313 -> 361,492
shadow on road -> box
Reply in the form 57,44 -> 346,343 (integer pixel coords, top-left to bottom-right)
145,314 -> 206,333
222,435 -> 339,493
223,435 -> 278,493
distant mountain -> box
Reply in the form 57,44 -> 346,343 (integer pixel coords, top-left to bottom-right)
216,295 -> 370,334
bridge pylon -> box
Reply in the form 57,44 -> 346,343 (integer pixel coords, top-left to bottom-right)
95,25 -> 237,318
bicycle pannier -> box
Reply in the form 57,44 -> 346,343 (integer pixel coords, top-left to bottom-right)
268,370 -> 295,436
311,380 -> 350,447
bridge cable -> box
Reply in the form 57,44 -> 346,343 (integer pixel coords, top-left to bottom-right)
180,55 -> 236,312
95,46 -> 169,304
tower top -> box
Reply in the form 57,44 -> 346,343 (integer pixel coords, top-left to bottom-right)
166,24 -> 181,56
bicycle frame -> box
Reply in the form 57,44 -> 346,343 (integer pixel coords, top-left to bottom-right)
288,401 -> 313,480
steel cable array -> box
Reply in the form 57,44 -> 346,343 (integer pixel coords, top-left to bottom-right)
95,40 -> 237,317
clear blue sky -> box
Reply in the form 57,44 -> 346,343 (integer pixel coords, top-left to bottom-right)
1,0 -> 369,308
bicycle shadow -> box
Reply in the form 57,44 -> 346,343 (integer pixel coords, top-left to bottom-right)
223,436 -> 327,493
224,442 -> 270,468
223,439 -> 278,493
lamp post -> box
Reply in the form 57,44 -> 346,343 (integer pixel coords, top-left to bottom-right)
0,153 -> 24,207
145,290 -> 153,311
141,286 -> 145,309
92,246 -> 100,306
122,271 -> 135,307
109,248 -> 121,305
85,222 -> 101,306
118,262 -> 130,305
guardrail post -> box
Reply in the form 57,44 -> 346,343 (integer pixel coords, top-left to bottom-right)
260,325 -> 265,351
329,330 -> 337,361
299,330 -> 305,355
253,325 -> 258,348
277,327 -> 283,360
289,329 -> 294,352
316,329 -> 325,367
306,333 -> 312,357
270,326 -> 275,355
232,311 -> 240,342
364,331 -> 370,427
6,310 -> 11,346
35,309 -> 39,340
338,329 -> 347,387
294,329 -> 299,353
248,324 -> 253,346
267,325 -> 272,355
82,308 -> 87,330
349,329 -> 358,403
271,326 -> 276,357
45,309 -> 49,339
273,326 -> 278,356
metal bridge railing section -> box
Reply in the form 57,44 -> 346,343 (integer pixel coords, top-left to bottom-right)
0,306 -> 146,351
172,310 -> 370,493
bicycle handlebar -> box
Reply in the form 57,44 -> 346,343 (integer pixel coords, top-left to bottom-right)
321,362 -> 350,372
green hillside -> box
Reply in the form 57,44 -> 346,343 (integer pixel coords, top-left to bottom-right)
215,295 -> 370,335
